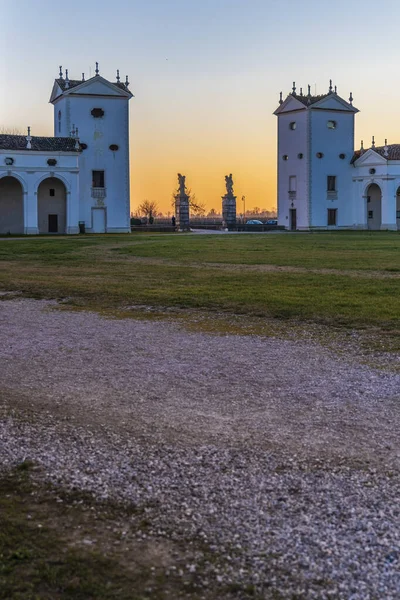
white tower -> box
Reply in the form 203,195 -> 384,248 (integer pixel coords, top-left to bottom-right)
50,64 -> 133,233
274,82 -> 358,230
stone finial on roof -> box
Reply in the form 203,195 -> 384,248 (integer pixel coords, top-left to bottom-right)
334,85 -> 337,94
300,87 -> 303,96
26,126 -> 32,149
95,62 -> 99,76
307,84 -> 311,96
384,140 -> 389,157
329,79 -> 333,93
125,75 -> 130,87
349,92 -> 353,105
59,66 -> 63,79
371,136 -> 375,149
292,81 -> 296,95
82,73 -> 85,81
116,69 -> 120,82
75,127 -> 80,150
65,69 -> 69,89
279,91 -> 283,105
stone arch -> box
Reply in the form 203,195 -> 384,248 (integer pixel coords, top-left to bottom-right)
37,177 -> 67,234
34,172 -> 71,193
365,182 -> 382,230
0,175 -> 24,234
0,171 -> 28,193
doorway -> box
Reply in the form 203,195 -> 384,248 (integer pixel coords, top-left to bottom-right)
290,209 -> 297,231
48,214 -> 58,233
92,208 -> 106,233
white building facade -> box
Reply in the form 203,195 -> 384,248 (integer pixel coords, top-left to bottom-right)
275,83 -> 400,231
0,65 -> 132,235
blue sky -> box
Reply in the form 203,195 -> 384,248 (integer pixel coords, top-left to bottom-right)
2,0 -> 400,212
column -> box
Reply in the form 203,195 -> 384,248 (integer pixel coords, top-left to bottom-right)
24,176 -> 38,234
381,178 -> 397,230
66,173 -> 80,234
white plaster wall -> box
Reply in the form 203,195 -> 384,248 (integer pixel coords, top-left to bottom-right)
0,150 -> 80,234
0,176 -> 24,233
396,194 -> 400,230
309,110 -> 354,228
277,109 -> 309,229
37,177 -> 67,233
53,94 -> 130,232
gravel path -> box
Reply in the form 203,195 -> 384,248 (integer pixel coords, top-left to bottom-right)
0,299 -> 399,598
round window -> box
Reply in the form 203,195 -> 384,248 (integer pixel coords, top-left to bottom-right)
109,144 -> 119,151
327,120 -> 337,129
316,152 -> 324,159
80,143 -> 88,150
339,153 -> 346,159
289,122 -> 296,130
297,153 -> 303,159
369,168 -> 376,175
282,155 -> 289,161
47,158 -> 57,166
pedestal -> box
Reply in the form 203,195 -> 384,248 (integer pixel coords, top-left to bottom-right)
175,194 -> 190,230
222,194 -> 237,230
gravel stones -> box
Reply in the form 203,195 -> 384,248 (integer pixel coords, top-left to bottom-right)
0,299 -> 399,598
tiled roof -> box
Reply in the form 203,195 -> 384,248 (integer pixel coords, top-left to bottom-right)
0,135 -> 80,152
56,76 -> 131,94
351,144 -> 400,164
291,92 -> 330,106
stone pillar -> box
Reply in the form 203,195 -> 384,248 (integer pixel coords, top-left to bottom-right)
381,178 -> 397,230
222,194 -> 237,230
175,193 -> 190,231
25,188 -> 39,235
66,174 -> 80,234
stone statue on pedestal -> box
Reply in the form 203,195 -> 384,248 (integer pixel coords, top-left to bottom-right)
222,173 -> 237,230
175,173 -> 190,231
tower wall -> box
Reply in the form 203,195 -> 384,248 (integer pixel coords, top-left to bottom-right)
309,110 -> 354,228
277,109 -> 309,229
53,88 -> 131,233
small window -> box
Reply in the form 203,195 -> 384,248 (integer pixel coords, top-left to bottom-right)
298,153 -> 303,159
327,208 -> 337,226
289,176 -> 297,192
4,157 -> 14,166
289,122 -> 296,130
282,155 -> 289,161
49,189 -> 55,197
91,108 -> 104,118
47,158 -> 57,166
109,144 -> 119,151
339,153 -> 346,159
396,210 -> 400,218
92,170 -> 105,188
327,176 -> 336,192
316,152 -> 324,159
369,168 -> 376,175
367,196 -> 371,203
368,211 -> 374,219
80,143 -> 88,150
327,120 -> 336,129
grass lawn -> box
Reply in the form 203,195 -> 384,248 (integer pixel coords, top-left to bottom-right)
0,232 -> 399,337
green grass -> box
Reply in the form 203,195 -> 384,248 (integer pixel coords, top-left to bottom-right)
0,232 -> 399,340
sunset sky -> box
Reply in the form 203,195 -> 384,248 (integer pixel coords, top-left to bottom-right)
2,0 -> 400,214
